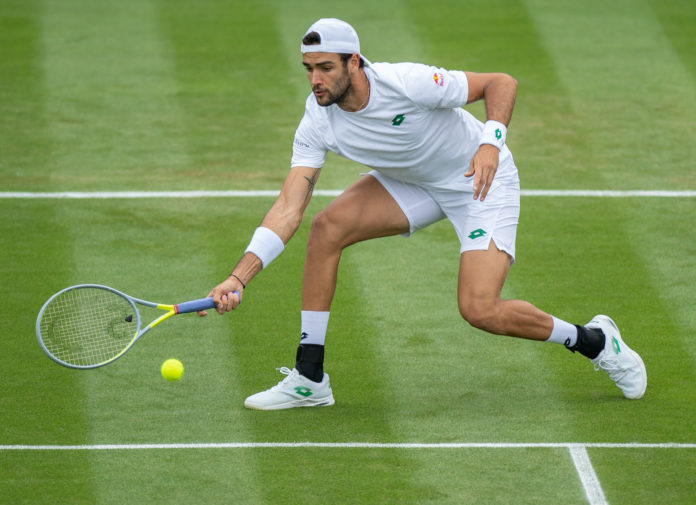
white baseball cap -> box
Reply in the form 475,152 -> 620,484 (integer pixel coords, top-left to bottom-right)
301,18 -> 371,66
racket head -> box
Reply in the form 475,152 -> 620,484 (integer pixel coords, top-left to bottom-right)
36,284 -> 142,369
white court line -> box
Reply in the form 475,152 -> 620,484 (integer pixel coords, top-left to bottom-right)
1,190 -> 696,199
569,446 -> 609,505
5,441 -> 693,505
2,442 -> 694,450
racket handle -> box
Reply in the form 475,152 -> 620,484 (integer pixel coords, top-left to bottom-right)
175,297 -> 216,314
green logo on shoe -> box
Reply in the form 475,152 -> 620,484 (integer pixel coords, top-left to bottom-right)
294,386 -> 313,397
612,336 -> 620,354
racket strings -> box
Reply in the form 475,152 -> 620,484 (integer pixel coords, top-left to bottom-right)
39,288 -> 137,366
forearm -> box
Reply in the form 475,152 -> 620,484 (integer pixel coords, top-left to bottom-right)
231,165 -> 321,285
229,252 -> 262,287
465,72 -> 517,126
229,204 -> 303,287
482,73 -> 517,126
260,165 -> 319,240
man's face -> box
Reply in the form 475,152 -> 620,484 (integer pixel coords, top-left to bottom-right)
302,52 -> 353,107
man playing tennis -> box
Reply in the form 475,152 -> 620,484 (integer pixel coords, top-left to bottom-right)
200,18 -> 647,409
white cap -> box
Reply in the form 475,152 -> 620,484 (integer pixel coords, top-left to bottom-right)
301,18 -> 371,66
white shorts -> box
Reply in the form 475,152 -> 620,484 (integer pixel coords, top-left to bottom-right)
368,170 -> 520,263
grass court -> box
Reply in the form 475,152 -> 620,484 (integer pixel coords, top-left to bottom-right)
1,0 -> 695,503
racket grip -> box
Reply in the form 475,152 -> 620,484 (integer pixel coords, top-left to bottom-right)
175,297 -> 216,314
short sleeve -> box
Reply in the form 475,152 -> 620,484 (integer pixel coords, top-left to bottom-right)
291,106 -> 327,168
401,63 -> 470,110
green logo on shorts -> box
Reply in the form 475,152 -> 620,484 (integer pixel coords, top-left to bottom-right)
468,228 -> 487,239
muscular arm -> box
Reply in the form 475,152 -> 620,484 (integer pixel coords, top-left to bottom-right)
463,72 -> 518,201
260,164 -> 321,240
202,165 -> 321,314
464,71 -> 517,126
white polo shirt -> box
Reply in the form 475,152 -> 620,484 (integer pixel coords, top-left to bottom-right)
291,61 -> 518,191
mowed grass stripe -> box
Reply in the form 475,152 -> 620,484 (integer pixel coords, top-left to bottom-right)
40,0 -> 190,191
39,200 -> 265,502
0,201 -> 99,504
514,198 -> 696,440
38,0 -> 187,437
38,2 -> 260,501
524,0 -> 696,189
0,0 -> 50,190
621,198 -> 696,371
155,0 -> 299,190
1,3 -> 99,500
513,198 -> 694,503
648,0 -> 696,81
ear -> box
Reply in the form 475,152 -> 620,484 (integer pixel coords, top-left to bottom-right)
348,53 -> 361,73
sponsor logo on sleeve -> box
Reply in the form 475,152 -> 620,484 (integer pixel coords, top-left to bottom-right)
294,139 -> 311,149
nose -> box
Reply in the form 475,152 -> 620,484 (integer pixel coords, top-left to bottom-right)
308,70 -> 322,88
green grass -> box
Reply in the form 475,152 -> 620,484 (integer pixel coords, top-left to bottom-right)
1,0 -> 695,504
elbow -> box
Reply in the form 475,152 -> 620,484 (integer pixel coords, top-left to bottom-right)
481,72 -> 517,98
502,73 -> 517,92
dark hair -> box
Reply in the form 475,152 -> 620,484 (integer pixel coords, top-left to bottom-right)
302,31 -> 365,68
302,32 -> 321,46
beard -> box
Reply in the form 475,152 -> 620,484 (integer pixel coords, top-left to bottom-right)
313,69 -> 352,107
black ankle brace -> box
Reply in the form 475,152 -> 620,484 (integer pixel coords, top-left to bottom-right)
568,325 -> 605,360
295,344 -> 324,383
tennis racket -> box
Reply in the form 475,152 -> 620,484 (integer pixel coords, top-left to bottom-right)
36,284 -> 220,369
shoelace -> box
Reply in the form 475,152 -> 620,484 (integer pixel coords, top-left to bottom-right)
594,355 -> 629,382
269,366 -> 297,391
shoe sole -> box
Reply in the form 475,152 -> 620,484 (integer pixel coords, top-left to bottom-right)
244,394 -> 336,411
591,315 -> 647,400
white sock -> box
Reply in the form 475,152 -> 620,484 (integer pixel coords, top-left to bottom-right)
300,311 -> 330,346
546,316 -> 578,347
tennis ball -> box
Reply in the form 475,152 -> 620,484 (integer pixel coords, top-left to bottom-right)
161,358 -> 184,381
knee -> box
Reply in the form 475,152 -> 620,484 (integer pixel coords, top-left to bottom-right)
308,209 -> 346,250
459,300 -> 498,333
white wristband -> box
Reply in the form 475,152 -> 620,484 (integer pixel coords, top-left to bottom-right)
478,120 -> 507,150
245,227 -> 285,269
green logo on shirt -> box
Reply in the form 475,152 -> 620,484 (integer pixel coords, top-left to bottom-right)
392,114 -> 406,126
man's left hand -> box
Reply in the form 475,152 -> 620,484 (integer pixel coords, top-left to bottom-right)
465,144 -> 500,201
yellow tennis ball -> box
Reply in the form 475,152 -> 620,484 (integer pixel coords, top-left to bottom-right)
161,358 -> 184,381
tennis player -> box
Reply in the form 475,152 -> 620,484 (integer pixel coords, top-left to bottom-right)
200,18 -> 647,409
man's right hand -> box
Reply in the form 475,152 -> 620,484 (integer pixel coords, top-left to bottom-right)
197,277 -> 244,316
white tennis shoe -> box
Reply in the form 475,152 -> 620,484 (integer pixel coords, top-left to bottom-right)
244,367 -> 335,410
586,315 -> 647,399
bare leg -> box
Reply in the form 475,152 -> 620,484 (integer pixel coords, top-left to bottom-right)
458,240 -> 553,340
302,175 -> 410,311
